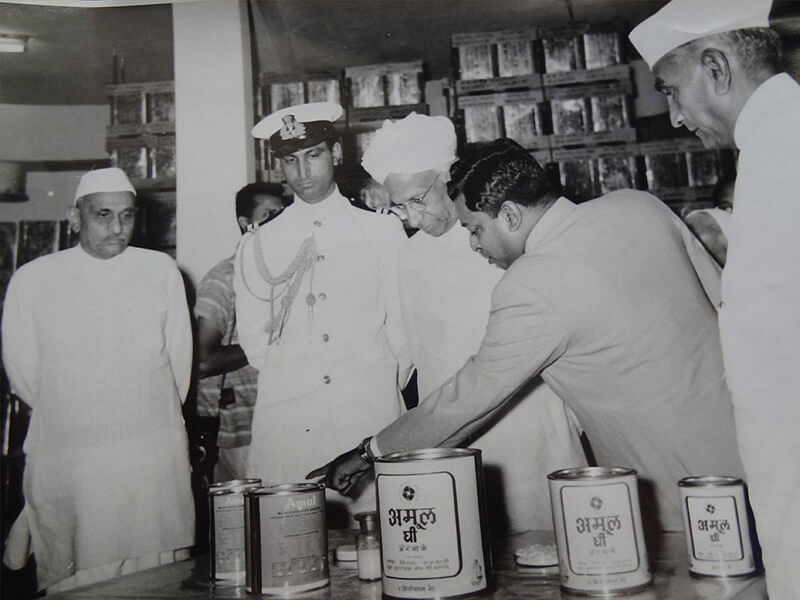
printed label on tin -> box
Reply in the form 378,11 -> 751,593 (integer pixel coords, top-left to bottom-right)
686,495 -> 744,561
378,471 -> 461,580
561,481 -> 640,575
258,492 -> 328,589
213,494 -> 246,576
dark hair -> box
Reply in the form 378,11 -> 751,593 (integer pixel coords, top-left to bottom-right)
674,27 -> 783,77
235,182 -> 289,220
449,138 -> 556,217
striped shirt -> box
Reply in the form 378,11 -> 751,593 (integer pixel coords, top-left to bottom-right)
194,256 -> 258,448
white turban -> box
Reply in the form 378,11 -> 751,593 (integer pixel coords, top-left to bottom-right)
361,113 -> 457,185
629,0 -> 772,69
74,167 -> 136,204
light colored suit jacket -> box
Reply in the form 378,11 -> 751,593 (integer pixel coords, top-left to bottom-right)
377,191 -> 743,531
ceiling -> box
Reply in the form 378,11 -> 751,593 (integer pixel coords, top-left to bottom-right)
0,2 -> 174,104
2,0 -> 799,107
1,0 -> 671,106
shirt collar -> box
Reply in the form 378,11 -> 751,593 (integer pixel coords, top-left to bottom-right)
288,186 -> 349,217
734,73 -> 797,148
524,196 -> 576,254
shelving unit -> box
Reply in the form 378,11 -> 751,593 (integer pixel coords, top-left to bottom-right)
449,23 -> 734,213
105,80 -> 177,255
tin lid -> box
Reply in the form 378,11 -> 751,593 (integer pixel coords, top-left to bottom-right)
244,482 -> 324,497
208,478 -> 262,491
208,488 -> 238,497
547,466 -> 637,481
335,544 -> 358,563
678,475 -> 744,487
376,447 -> 481,463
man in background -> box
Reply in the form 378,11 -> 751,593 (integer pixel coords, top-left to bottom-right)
360,113 -> 586,533
631,1 -> 800,593
311,139 -> 743,536
195,182 -> 289,481
1,168 -> 194,593
684,179 -> 734,266
234,102 -> 409,525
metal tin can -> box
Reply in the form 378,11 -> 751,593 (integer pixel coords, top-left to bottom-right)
375,448 -> 493,599
208,478 -> 262,582
678,476 -> 758,578
244,483 -> 329,595
548,466 -> 652,596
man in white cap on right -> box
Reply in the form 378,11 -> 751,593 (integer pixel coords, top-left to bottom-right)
631,1 -> 800,595
1,167 -> 194,593
359,113 -> 587,534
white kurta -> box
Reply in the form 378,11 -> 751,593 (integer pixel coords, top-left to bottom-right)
233,189 -> 409,517
398,224 -> 586,533
721,73 -> 800,597
1,245 -> 195,591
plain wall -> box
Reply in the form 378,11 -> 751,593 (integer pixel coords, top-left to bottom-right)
0,104 -> 108,221
172,0 -> 254,287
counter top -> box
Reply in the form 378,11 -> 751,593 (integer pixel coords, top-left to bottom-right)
47,529 -> 766,599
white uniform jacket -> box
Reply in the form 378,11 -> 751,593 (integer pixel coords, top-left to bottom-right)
233,189 -> 410,506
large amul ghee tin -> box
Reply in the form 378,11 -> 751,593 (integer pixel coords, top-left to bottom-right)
375,448 -> 493,600
548,466 -> 652,596
208,478 -> 262,582
244,483 -> 329,595
678,476 -> 758,578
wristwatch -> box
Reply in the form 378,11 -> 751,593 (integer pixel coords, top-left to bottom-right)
357,436 -> 377,465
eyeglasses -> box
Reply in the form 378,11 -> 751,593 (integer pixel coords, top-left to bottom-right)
389,176 -> 440,221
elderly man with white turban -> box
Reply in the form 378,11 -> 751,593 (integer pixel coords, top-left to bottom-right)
632,1 -> 800,594
334,113 -> 587,533
1,168 -> 195,593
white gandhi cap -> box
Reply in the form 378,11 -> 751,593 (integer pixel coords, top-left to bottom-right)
629,0 -> 772,69
74,167 -> 136,205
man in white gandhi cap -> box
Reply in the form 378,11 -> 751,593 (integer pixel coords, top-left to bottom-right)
347,112 -> 586,534
1,167 -> 195,593
631,1 -> 800,595
234,102 -> 410,526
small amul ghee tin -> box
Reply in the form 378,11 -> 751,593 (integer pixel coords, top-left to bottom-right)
208,478 -> 262,582
375,448 -> 493,600
548,466 -> 652,596
678,476 -> 758,578
244,483 -> 329,595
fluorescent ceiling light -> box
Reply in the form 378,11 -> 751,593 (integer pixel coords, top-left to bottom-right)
0,34 -> 28,54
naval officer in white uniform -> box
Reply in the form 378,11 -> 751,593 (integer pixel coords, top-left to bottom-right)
234,102 -> 410,524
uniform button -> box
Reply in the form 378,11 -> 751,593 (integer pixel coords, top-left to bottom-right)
322,333 -> 330,342
317,254 -> 325,262
318,292 -> 327,300
313,220 -> 322,227
323,375 -> 331,384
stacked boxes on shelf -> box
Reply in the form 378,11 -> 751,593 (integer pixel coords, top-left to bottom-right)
640,138 -> 733,214
552,143 -> 641,200
257,72 -> 344,182
105,80 -> 176,253
539,24 -> 637,202
341,61 -> 428,203
451,28 -> 548,159
105,81 -> 176,187
345,60 -> 427,164
452,28 -> 541,93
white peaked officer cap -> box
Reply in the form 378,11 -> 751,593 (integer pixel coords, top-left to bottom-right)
629,0 -> 773,68
74,167 -> 136,205
361,113 -> 458,185
252,102 -> 343,157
